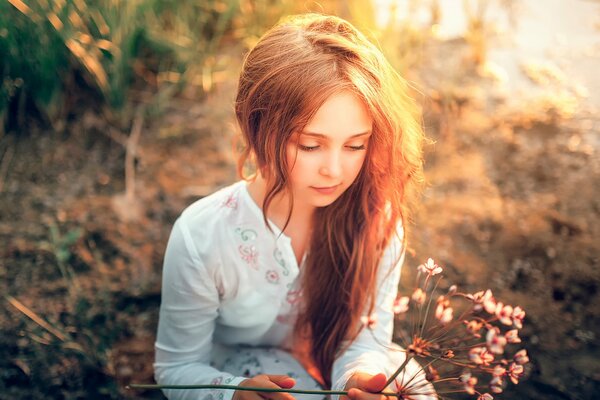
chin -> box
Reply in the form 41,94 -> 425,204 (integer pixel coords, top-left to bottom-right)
312,195 -> 342,208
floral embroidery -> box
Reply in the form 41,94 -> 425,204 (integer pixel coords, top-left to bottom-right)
239,245 -> 258,269
273,247 -> 290,276
221,193 -> 238,209
266,269 -> 280,284
286,289 -> 301,305
236,228 -> 258,242
211,377 -> 223,385
276,314 -> 291,324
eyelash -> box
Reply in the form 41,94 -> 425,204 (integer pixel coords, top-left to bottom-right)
298,144 -> 366,152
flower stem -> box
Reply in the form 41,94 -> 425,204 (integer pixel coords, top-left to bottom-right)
384,355 -> 413,388
127,384 -> 402,397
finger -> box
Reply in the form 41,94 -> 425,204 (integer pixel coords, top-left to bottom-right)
347,388 -> 386,400
355,373 -> 387,392
267,374 -> 296,389
254,380 -> 295,400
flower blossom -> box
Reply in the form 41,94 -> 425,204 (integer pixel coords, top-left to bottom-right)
442,349 -> 455,359
435,296 -> 453,324
469,347 -> 494,366
495,302 -> 514,326
459,372 -> 478,395
360,314 -> 377,329
505,329 -> 521,344
393,296 -> 409,314
464,319 -> 484,338
489,374 -> 504,394
492,365 -> 506,377
468,289 -> 496,313
514,349 -> 529,365
426,365 -> 440,381
508,363 -> 524,384
486,327 -> 508,354
411,288 -> 426,305
511,306 -> 525,329
478,394 -> 494,400
418,258 -> 443,276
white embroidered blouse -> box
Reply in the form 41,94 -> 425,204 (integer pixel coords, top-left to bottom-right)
154,180 -> 405,400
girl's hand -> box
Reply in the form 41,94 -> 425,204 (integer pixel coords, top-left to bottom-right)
343,372 -> 389,400
233,374 -> 296,400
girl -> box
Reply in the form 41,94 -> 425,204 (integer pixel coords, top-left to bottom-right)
154,13 -> 433,400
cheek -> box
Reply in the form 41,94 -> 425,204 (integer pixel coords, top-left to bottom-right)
285,146 -> 307,182
347,153 -> 367,176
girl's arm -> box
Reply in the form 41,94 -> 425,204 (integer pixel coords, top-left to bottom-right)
154,218 -> 246,400
331,224 -> 433,400
330,223 -> 404,396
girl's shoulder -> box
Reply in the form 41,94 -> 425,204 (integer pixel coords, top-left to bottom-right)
178,180 -> 249,228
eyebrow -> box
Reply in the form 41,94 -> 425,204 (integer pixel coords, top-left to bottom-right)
300,130 -> 372,139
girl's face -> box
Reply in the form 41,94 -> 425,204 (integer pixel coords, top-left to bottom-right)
286,90 -> 372,210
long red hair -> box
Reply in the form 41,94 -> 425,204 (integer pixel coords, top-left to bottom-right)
234,14 -> 425,388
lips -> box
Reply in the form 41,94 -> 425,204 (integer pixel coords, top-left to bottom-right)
311,185 -> 339,190
311,184 -> 340,194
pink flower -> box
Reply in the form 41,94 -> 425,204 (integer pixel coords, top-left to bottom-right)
492,365 -> 506,377
435,296 -> 453,324
505,329 -> 521,344
514,349 -> 529,365
286,290 -> 301,305
459,372 -> 478,395
511,306 -> 526,329
490,375 -> 504,393
469,347 -> 494,366
486,327 -> 508,354
426,365 -> 440,381
393,296 -> 410,314
465,319 -> 484,338
478,394 -> 494,400
361,314 -> 377,329
411,288 -> 426,305
418,258 -> 443,276
468,289 -> 496,313
442,349 -> 455,359
239,245 -> 258,269
508,362 -> 524,384
495,302 -> 514,326
448,284 -> 457,294
221,194 -> 238,209
265,270 -> 279,284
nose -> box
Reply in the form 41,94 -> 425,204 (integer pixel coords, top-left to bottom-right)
319,149 -> 342,178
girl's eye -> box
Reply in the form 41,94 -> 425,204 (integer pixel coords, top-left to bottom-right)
347,144 -> 366,151
299,144 -> 320,152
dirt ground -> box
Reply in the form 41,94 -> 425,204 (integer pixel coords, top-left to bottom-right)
1,39 -> 599,399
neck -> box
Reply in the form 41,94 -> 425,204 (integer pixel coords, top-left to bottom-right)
246,174 -> 315,233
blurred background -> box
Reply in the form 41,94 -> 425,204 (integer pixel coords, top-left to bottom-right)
1,0 -> 598,398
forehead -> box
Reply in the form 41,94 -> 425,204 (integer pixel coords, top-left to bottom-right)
301,90 -> 372,139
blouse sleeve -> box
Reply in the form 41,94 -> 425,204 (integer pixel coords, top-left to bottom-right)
154,217 -> 246,400
330,223 -> 405,395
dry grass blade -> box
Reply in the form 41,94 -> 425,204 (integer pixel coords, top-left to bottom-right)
5,295 -> 67,342
7,0 -> 32,15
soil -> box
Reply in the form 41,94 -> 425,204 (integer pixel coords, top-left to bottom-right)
1,39 -> 599,399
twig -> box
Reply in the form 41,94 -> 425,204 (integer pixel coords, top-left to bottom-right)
125,110 -> 143,202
